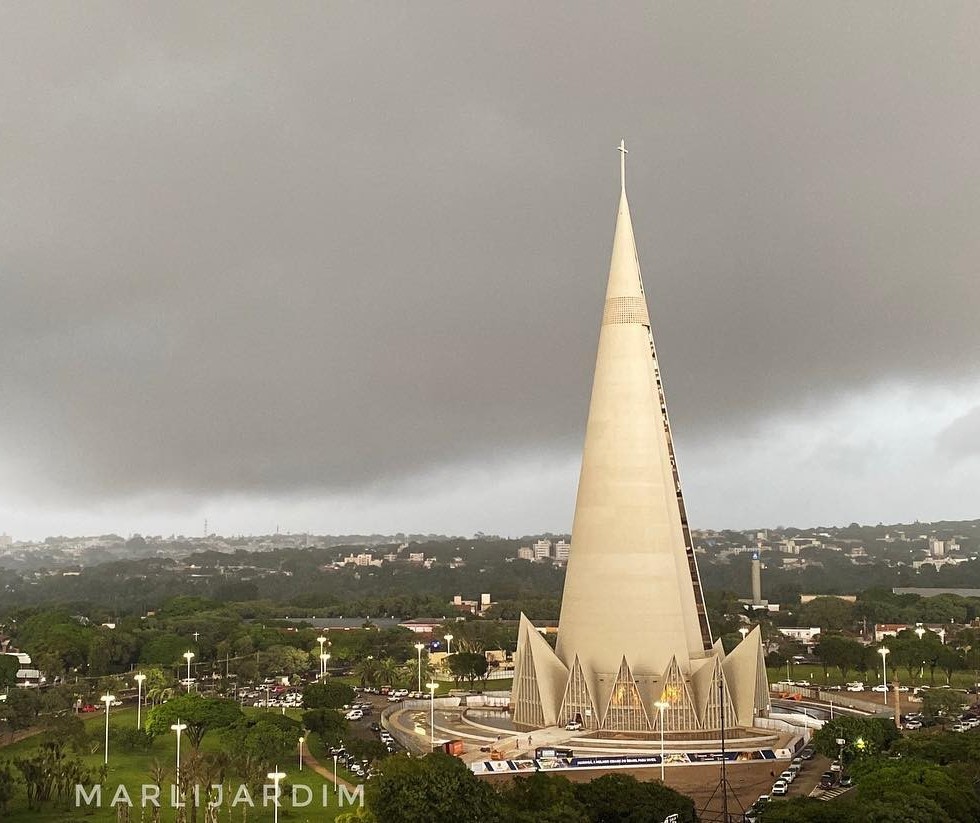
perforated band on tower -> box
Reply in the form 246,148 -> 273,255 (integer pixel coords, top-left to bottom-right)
602,296 -> 650,326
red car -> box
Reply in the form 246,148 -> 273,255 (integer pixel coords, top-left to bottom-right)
80,704 -> 98,713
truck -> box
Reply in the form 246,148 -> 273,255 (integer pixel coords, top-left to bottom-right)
441,739 -> 465,756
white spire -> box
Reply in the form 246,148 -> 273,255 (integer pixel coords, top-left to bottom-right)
617,139 -> 628,191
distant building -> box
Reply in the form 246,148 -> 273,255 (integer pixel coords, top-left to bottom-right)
517,546 -> 534,561
799,594 -> 857,604
398,618 -> 447,634
532,540 -> 552,561
0,533 -> 12,547
776,627 -> 821,645
554,540 -> 570,562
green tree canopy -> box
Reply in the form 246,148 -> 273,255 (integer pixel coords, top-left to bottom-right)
302,681 -> 355,710
366,752 -> 503,823
146,694 -> 242,748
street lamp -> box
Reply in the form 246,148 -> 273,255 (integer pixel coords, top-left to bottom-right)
267,768 -> 287,823
654,700 -> 669,782
444,634 -> 453,656
878,647 -> 890,705
738,627 -> 749,642
414,643 -> 425,693
939,628 -> 946,645
332,753 -> 338,795
183,651 -> 195,693
298,736 -> 305,771
133,673 -> 146,729
321,652 -> 329,679
426,682 -> 438,752
317,636 -> 327,679
914,626 -> 925,641
101,693 -> 115,765
171,720 -> 187,790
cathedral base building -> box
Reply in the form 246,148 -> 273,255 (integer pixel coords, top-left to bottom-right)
512,144 -> 770,736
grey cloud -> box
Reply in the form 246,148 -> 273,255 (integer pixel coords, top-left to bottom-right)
1,3 -> 979,522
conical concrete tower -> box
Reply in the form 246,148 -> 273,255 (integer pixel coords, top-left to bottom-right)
511,143 -> 768,734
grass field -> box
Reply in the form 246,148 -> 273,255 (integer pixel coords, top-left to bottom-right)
0,707 -> 357,822
767,664 -> 980,691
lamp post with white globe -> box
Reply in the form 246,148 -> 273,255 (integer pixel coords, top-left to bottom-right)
133,672 -> 146,729
317,636 -> 327,679
101,693 -> 115,765
183,651 -> 195,693
267,768 -> 287,823
654,700 -> 669,782
414,643 -> 425,693
878,647 -> 890,705
444,634 -> 453,656
426,682 -> 438,751
171,720 -> 187,790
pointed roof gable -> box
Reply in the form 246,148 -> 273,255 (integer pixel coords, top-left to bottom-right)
601,657 -> 652,731
512,614 -> 568,728
722,626 -> 769,727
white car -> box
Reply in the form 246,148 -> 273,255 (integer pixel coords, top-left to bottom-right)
344,709 -> 364,721
771,780 -> 789,796
903,720 -> 922,730
846,682 -> 864,692
565,720 -> 583,731
872,685 -> 888,693
779,770 -> 796,784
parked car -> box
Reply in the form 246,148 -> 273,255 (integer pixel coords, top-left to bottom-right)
565,720 -> 583,731
771,780 -> 789,797
819,772 -> 838,789
799,747 -> 815,760
344,709 -> 364,721
846,682 -> 864,692
779,770 -> 796,784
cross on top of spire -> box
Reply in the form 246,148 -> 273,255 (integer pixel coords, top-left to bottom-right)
618,139 -> 628,190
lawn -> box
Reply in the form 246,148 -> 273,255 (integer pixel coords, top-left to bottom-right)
0,707 -> 359,822
767,664 -> 980,691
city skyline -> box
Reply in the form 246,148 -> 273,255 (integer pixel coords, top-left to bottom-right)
3,4 -> 980,541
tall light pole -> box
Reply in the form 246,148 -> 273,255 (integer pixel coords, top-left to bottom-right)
321,652 -> 329,679
879,647 -> 890,706
183,651 -> 195,693
101,693 -> 115,766
134,673 -> 146,729
426,682 -> 438,752
738,627 -> 749,642
654,700 -> 669,782
171,720 -> 187,790
332,753 -> 338,795
267,768 -> 286,823
298,736 -> 305,771
444,634 -> 453,656
317,636 -> 327,679
415,643 -> 425,693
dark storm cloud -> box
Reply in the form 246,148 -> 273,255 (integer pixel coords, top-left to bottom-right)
1,3 -> 979,520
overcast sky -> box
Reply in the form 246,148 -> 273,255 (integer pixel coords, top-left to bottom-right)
2,3 -> 979,541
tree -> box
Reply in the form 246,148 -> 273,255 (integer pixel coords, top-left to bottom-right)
811,717 -> 900,762
0,689 -> 40,739
0,656 -> 18,689
146,694 -> 242,749
302,681 -> 355,710
814,635 -> 863,682
302,709 -> 347,747
352,659 -> 381,687
498,773 -> 589,823
799,597 -> 855,632
920,689 -> 967,725
366,753 -> 503,823
854,758 -> 980,822
574,773 -> 697,823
